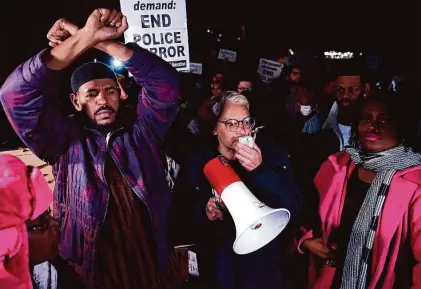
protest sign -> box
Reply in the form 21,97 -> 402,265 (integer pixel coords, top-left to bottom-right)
188,250 -> 199,276
257,58 -> 283,83
218,49 -> 237,62
120,0 -> 190,71
189,62 -> 203,75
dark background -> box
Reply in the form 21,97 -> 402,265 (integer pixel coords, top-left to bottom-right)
0,0 -> 416,147
0,0 -> 415,81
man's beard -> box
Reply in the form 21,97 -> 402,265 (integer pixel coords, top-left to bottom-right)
81,105 -> 120,134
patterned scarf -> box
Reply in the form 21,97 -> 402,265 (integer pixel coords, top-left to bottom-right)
341,145 -> 421,289
32,262 -> 57,289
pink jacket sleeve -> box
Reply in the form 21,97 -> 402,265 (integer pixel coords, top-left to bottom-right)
297,227 -> 314,254
410,190 -> 421,289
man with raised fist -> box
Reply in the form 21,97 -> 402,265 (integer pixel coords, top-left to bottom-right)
0,8 -> 180,289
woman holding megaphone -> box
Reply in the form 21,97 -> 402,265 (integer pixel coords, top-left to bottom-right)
184,91 -> 300,289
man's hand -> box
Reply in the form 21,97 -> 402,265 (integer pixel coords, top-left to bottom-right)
234,142 -> 263,171
82,9 -> 128,43
47,19 -> 79,47
43,9 -> 127,70
47,9 -> 127,46
206,197 -> 225,221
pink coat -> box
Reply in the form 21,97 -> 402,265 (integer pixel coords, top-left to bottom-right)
298,151 -> 421,289
0,154 -> 53,289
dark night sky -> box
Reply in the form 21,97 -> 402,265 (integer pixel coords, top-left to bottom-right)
0,0 -> 415,82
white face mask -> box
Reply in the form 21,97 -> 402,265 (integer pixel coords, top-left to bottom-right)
299,105 -> 312,116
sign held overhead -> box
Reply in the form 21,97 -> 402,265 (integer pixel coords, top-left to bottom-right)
257,58 -> 284,83
218,49 -> 237,62
189,62 -> 203,75
120,0 -> 190,71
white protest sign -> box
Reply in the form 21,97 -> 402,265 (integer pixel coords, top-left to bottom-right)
189,62 -> 203,75
188,250 -> 199,276
120,0 -> 190,71
257,58 -> 284,81
218,49 -> 237,62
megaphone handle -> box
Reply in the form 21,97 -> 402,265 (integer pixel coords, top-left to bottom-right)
212,188 -> 226,213
214,198 -> 227,213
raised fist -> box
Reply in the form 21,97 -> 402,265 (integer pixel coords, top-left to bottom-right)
47,18 -> 79,47
83,9 -> 128,43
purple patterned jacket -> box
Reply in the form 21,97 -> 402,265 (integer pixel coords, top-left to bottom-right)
0,43 -> 180,282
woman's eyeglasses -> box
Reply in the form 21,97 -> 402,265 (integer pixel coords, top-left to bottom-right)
217,117 -> 255,132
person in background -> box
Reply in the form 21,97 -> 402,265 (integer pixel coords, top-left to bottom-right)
28,207 -> 60,289
321,65 -> 368,153
210,81 -> 228,99
186,91 -> 300,289
286,84 -> 323,135
0,155 -> 53,289
213,72 -> 224,84
196,81 -> 229,136
29,207 -> 84,289
298,91 -> 421,289
236,78 -> 253,94
287,65 -> 303,84
295,65 -> 370,201
1,9 -> 180,289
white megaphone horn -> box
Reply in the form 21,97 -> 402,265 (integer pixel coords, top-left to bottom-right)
203,156 -> 290,255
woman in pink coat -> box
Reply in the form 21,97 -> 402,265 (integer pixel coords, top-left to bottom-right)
298,91 -> 421,289
0,155 -> 53,289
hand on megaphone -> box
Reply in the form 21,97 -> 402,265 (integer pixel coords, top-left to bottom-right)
206,197 -> 225,221
234,142 -> 262,172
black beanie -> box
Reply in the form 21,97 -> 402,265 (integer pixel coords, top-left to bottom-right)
71,62 -> 117,93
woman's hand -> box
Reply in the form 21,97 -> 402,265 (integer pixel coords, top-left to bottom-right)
205,197 -> 225,221
303,238 -> 335,260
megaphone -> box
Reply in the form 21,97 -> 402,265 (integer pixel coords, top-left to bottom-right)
203,156 -> 290,255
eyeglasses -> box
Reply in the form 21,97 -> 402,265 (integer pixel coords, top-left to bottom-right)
217,116 -> 255,132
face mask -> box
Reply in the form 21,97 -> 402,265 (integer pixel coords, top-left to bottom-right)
299,105 -> 312,116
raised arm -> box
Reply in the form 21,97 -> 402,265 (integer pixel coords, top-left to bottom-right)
0,9 -> 132,163
95,39 -> 180,142
47,10 -> 180,143
0,27 -> 97,163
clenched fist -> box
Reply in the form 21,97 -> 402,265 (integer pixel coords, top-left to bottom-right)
83,9 -> 128,43
47,18 -> 79,47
